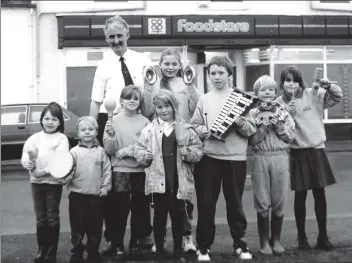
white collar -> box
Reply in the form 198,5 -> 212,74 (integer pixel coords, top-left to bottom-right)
158,118 -> 175,136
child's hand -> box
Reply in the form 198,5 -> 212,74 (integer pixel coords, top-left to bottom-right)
233,115 -> 246,128
179,146 -> 188,156
98,188 -> 108,197
270,116 -> 279,126
116,148 -> 128,159
25,160 -> 36,170
56,178 -> 67,185
262,117 -> 271,126
105,120 -> 115,136
141,151 -> 153,163
287,101 -> 296,114
32,169 -> 47,178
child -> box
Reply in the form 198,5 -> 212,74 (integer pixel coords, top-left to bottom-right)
134,89 -> 203,262
248,75 -> 295,255
141,47 -> 201,252
142,48 -> 201,122
67,116 -> 112,263
21,102 -> 69,263
276,66 -> 342,251
190,56 -> 256,261
103,85 -> 152,258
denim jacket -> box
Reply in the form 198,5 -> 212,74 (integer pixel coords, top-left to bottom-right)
134,119 -> 203,201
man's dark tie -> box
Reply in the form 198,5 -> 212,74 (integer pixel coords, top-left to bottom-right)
120,57 -> 134,86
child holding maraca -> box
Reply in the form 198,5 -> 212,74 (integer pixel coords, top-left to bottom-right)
21,102 -> 69,263
103,85 -> 152,259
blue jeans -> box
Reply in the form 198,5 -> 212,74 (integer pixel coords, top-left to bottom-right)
31,183 -> 63,227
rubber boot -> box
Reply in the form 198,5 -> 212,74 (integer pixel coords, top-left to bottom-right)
270,213 -> 285,255
257,213 -> 273,255
34,225 -> 47,263
43,225 -> 60,263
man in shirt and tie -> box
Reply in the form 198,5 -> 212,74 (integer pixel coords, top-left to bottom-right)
89,15 -> 153,257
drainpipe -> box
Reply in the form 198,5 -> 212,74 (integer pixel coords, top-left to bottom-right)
28,7 -> 37,102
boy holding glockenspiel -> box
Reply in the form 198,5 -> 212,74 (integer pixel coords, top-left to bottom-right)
66,116 -> 112,263
190,56 -> 256,261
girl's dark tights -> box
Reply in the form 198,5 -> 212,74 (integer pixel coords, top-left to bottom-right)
294,188 -> 327,238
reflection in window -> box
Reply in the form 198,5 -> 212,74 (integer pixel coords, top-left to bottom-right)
327,64 -> 352,119
326,46 -> 352,61
273,64 -> 324,97
1,106 -> 27,125
246,65 -> 270,92
29,105 -> 70,123
271,47 -> 324,61
29,106 -> 44,123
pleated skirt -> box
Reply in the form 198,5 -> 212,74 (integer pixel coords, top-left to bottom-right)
290,148 -> 336,191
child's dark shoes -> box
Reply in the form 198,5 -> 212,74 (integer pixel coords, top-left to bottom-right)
316,234 -> 334,251
298,236 -> 311,250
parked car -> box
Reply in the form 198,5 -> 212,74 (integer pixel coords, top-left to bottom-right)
1,103 -> 80,160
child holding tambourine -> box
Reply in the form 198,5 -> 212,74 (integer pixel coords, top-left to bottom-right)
21,102 -> 70,263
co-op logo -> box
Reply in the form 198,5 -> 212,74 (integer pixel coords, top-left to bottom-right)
177,19 -> 250,33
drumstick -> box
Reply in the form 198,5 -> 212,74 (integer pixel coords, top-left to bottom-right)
204,113 -> 208,130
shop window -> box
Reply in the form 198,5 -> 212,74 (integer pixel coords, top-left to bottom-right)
326,46 -> 352,61
326,64 -> 352,119
245,65 -> 270,93
271,47 -> 324,61
273,64 -> 324,95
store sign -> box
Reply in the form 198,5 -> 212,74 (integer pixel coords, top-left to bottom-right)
173,16 -> 254,36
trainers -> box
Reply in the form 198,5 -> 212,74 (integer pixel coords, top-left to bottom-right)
116,245 -> 125,255
197,249 -> 211,261
183,235 -> 197,252
234,240 -> 252,260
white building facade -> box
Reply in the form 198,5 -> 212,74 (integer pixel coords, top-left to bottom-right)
1,1 -> 352,138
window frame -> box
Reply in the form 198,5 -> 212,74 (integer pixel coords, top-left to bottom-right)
1,105 -> 28,126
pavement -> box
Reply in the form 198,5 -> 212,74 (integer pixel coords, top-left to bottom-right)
1,141 -> 352,262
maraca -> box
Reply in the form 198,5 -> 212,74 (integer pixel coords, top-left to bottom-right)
104,97 -> 117,152
104,97 -> 117,122
28,145 -> 38,171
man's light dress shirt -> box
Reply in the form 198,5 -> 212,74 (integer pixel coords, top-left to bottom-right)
91,48 -> 152,113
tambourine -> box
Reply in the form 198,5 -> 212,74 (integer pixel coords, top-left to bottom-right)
143,65 -> 158,85
183,65 -> 196,85
255,102 -> 287,125
47,151 -> 75,179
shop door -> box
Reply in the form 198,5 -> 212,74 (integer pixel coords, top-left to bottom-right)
66,67 -> 97,117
